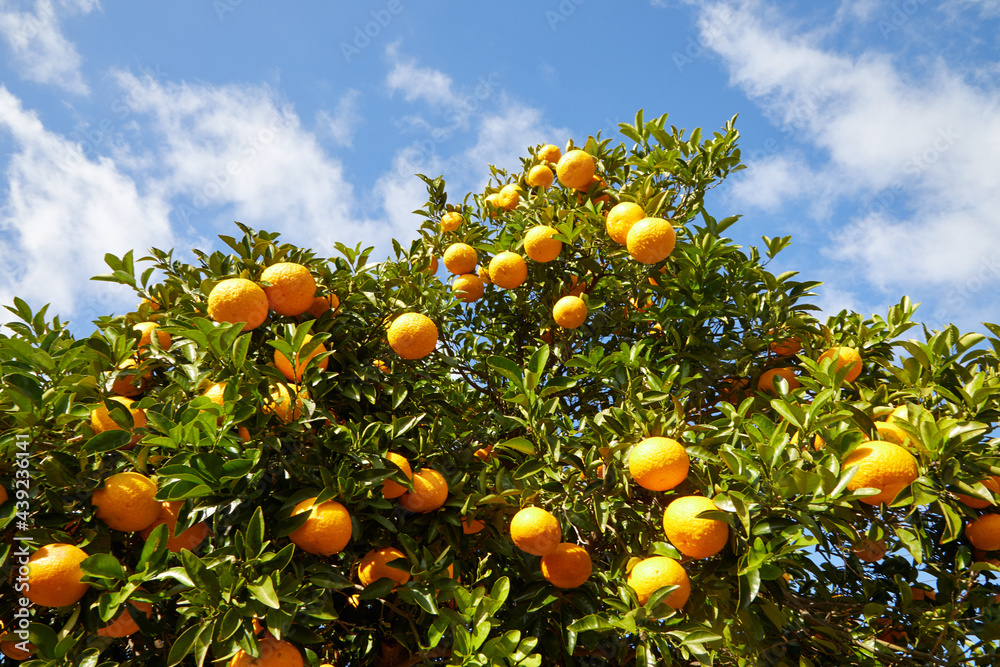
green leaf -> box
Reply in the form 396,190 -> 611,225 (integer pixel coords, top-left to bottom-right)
497,437 -> 535,455
80,553 -> 127,582
247,576 -> 281,609
167,624 -> 204,666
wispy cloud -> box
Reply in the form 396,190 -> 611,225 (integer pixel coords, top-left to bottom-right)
316,89 -> 363,148
0,0 -> 98,94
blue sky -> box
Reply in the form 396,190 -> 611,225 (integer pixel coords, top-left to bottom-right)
0,0 -> 998,336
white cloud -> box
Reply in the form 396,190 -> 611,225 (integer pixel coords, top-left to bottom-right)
316,89 -> 362,148
0,0 -> 98,94
385,41 -> 457,107
0,85 -> 174,319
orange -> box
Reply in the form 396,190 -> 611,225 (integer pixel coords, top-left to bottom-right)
662,495 -> 729,559
510,507 -> 562,556
261,263 -> 317,317
497,184 -> 521,211
274,334 -> 329,382
453,274 -> 485,303
372,359 -> 390,373
208,278 -> 269,332
885,405 -> 908,423
381,452 -> 413,499
387,313 -> 438,360
556,150 -> 595,189
540,543 -> 592,589
399,468 -> 448,513
473,443 -> 494,461
484,193 -> 501,217
819,346 -> 862,382
626,217 -> 676,264
843,440 -> 919,506
966,513 -> 1000,551
874,421 -> 910,446
719,377 -> 750,405
527,164 -> 554,188
134,322 -> 171,352
92,472 -> 161,532
111,358 -> 150,397
523,226 -> 562,263
488,252 -> 528,289
852,537 -> 887,563
263,384 -> 307,423
563,275 -> 586,297
628,437 -> 689,491
606,202 -> 644,245
24,543 -> 90,608
757,367 -> 800,394
140,501 -> 210,553
0,485 -> 7,504
958,476 -> 1000,509
537,144 -> 561,163
770,336 -> 802,357
627,556 -> 689,608
648,266 -> 668,288
90,396 -> 147,445
97,595 -> 153,638
444,243 -> 478,275
440,211 -> 464,232
0,638 -> 34,661
553,296 -> 587,329
305,294 -> 339,318
358,547 -> 410,588
139,297 -> 160,312
238,425 -> 251,442
288,497 -> 352,555
462,517 -> 485,534
478,264 -> 491,285
229,636 -> 303,667
202,381 -> 228,407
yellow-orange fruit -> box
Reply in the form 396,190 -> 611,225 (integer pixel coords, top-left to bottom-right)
387,313 -> 438,360
488,251 -> 528,289
662,495 -> 729,559
510,507 -> 562,556
843,440 -> 919,506
628,437 -> 689,491
556,150 -> 595,189
140,501 -> 210,553
288,497 -> 352,555
819,346 -> 863,382
91,472 -> 161,533
606,202 -> 644,245
382,452 -> 413,499
207,278 -> 269,332
627,556 -> 690,608
24,543 -> 90,608
398,468 -> 448,513
540,543 -> 592,589
757,367 -> 800,394
274,334 -> 329,382
261,262 -> 317,317
358,547 -> 410,588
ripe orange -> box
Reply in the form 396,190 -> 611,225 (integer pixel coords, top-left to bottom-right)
524,226 -> 562,263
387,313 -> 438,360
261,263 -> 317,317
0,485 -> 7,504
139,297 -> 160,312
488,251 -> 528,289
399,468 -> 448,513
0,638 -> 34,661
288,497 -> 352,555
957,476 -> 1000,509
111,358 -> 150,397
537,144 -> 561,163
966,513 -> 1000,551
274,334 -> 329,382
510,507 -> 562,556
263,384 -> 307,423
884,405 -> 908,423
97,595 -> 153,638
91,396 -> 147,445
229,636 -> 303,667
628,437 -> 689,491
757,367 -> 800,394
24,543 -> 90,608
556,150 -> 595,189
444,243 -> 478,275
497,184 -> 521,211
540,543 -> 592,589
626,217 -> 676,264
563,275 -> 587,297
606,202 -> 645,245
140,501 -> 210,553
358,547 -> 410,588
627,556 -> 689,608
453,274 -> 485,303
484,193 -> 501,217
819,346 -> 862,382
381,452 -> 413,499
238,425 -> 251,442
462,517 -> 485,534
92,472 -> 161,532
553,296 -> 587,329
852,537 -> 887,563
770,336 -> 802,357
527,164 -> 554,188
478,264 -> 491,285
134,321 -> 171,351
202,381 -> 228,407
874,421 -> 910,446
440,211 -> 464,232
305,294 -> 339,319
473,443 -> 495,461
208,278 -> 269,332
662,495 -> 729,559
843,440 -> 919,505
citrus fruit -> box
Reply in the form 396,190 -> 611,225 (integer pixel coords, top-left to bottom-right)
462,517 -> 485,534
473,443 -> 494,461
966,513 -> 1000,551
238,425 -> 251,442
381,452 -> 413,499
261,262 -> 317,317
843,440 -> 919,505
274,334 -> 329,382
510,507 -> 562,556
563,275 -> 586,297
627,556 -> 690,608
537,144 -> 561,163
488,251 -> 528,289
484,193 -> 501,217
553,295 -> 587,329
97,595 -> 153,638
24,543 -> 90,608
628,437 -> 689,491
202,381 -> 228,407
852,537 -> 887,562
305,294 -> 339,318
358,547 -> 410,588
443,243 -> 478,275
263,384 -> 307,423
478,264 -> 491,285
0,638 -> 34,661
556,149 -> 595,189
874,421 -> 910,446
140,501 -> 210,553
208,278 -> 269,332
111,358 -> 150,397
540,543 -> 592,589
662,495 -> 729,559
524,225 -> 562,263
440,211 -> 464,232
387,313 -> 438,360
453,274 -> 485,303
139,297 -> 160,311
819,346 -> 862,382
606,202 -> 645,245
527,164 -> 554,188
757,367 -> 800,394
90,396 -> 147,445
626,217 -> 676,264
885,405 -> 908,423
134,321 -> 171,351
288,497 -> 352,555
958,476 -> 1000,509
0,485 -> 7,504
770,336 -> 802,357
229,636 -> 303,667
92,472 -> 161,532
372,359 -> 390,373
399,468 -> 448,513
497,184 -> 521,211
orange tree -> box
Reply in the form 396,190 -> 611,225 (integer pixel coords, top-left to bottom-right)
2,110 -> 1000,667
